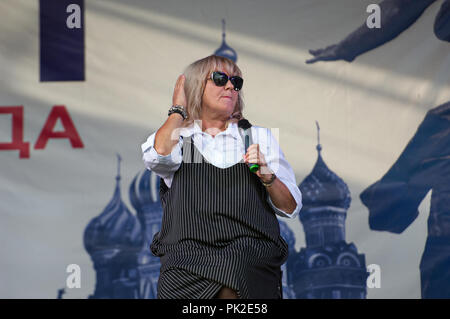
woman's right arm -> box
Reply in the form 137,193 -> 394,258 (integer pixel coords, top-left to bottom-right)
141,74 -> 187,179
141,114 -> 184,179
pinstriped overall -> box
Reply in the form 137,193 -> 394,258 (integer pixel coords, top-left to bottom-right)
150,135 -> 288,299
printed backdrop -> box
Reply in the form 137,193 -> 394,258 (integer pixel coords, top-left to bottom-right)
1,0 -> 449,298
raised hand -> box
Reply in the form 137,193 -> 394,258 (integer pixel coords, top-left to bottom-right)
172,74 -> 187,106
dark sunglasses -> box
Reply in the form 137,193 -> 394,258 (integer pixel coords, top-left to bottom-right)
210,71 -> 243,91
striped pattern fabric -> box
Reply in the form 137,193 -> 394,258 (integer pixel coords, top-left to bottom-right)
157,267 -> 226,299
151,135 -> 288,299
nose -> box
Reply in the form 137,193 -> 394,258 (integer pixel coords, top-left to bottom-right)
224,78 -> 234,91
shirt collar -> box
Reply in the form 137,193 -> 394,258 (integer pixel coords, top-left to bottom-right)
179,120 -> 241,140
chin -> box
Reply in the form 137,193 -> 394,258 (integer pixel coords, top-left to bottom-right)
216,104 -> 234,113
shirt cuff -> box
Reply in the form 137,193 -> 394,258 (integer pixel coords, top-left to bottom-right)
145,144 -> 181,165
265,177 -> 302,219
141,133 -> 182,173
267,195 -> 301,219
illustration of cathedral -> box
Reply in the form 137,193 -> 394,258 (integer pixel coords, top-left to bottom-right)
289,122 -> 369,298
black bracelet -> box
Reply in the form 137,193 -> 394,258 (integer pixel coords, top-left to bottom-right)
168,105 -> 187,120
168,109 -> 185,120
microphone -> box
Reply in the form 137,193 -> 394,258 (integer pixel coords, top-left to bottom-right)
238,119 -> 260,173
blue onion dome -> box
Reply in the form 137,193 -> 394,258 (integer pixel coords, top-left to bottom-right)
214,19 -> 238,62
279,220 -> 296,250
84,154 -> 143,255
129,168 -> 163,218
299,122 -> 351,211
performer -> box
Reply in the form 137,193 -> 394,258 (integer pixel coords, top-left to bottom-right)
141,55 -> 302,299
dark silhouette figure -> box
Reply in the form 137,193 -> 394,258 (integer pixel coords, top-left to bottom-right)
360,102 -> 450,298
57,288 -> 65,299
305,0 -> 450,298
306,0 -> 449,64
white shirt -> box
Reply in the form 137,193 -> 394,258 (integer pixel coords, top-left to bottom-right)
141,120 -> 302,219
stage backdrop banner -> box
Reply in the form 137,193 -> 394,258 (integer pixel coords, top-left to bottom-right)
1,0 -> 449,299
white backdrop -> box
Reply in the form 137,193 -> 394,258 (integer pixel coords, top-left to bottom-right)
1,0 -> 449,298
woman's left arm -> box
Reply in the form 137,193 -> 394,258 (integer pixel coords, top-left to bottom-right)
244,127 -> 303,218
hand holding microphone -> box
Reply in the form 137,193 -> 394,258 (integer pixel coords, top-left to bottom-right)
238,119 -> 275,185
238,119 -> 259,172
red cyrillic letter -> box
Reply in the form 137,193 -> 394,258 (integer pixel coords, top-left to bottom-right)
0,106 -> 30,158
34,105 -> 84,149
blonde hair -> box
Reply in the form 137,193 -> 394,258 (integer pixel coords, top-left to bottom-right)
182,55 -> 244,128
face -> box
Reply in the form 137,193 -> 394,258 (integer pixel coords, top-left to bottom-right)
201,66 -> 240,119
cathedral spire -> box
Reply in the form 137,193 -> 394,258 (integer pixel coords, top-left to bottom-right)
316,120 -> 322,154
116,153 -> 122,182
214,18 -> 238,62
222,19 -> 226,42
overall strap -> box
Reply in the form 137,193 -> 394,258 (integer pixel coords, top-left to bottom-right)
190,135 -> 203,163
181,136 -> 183,156
181,135 -> 203,164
